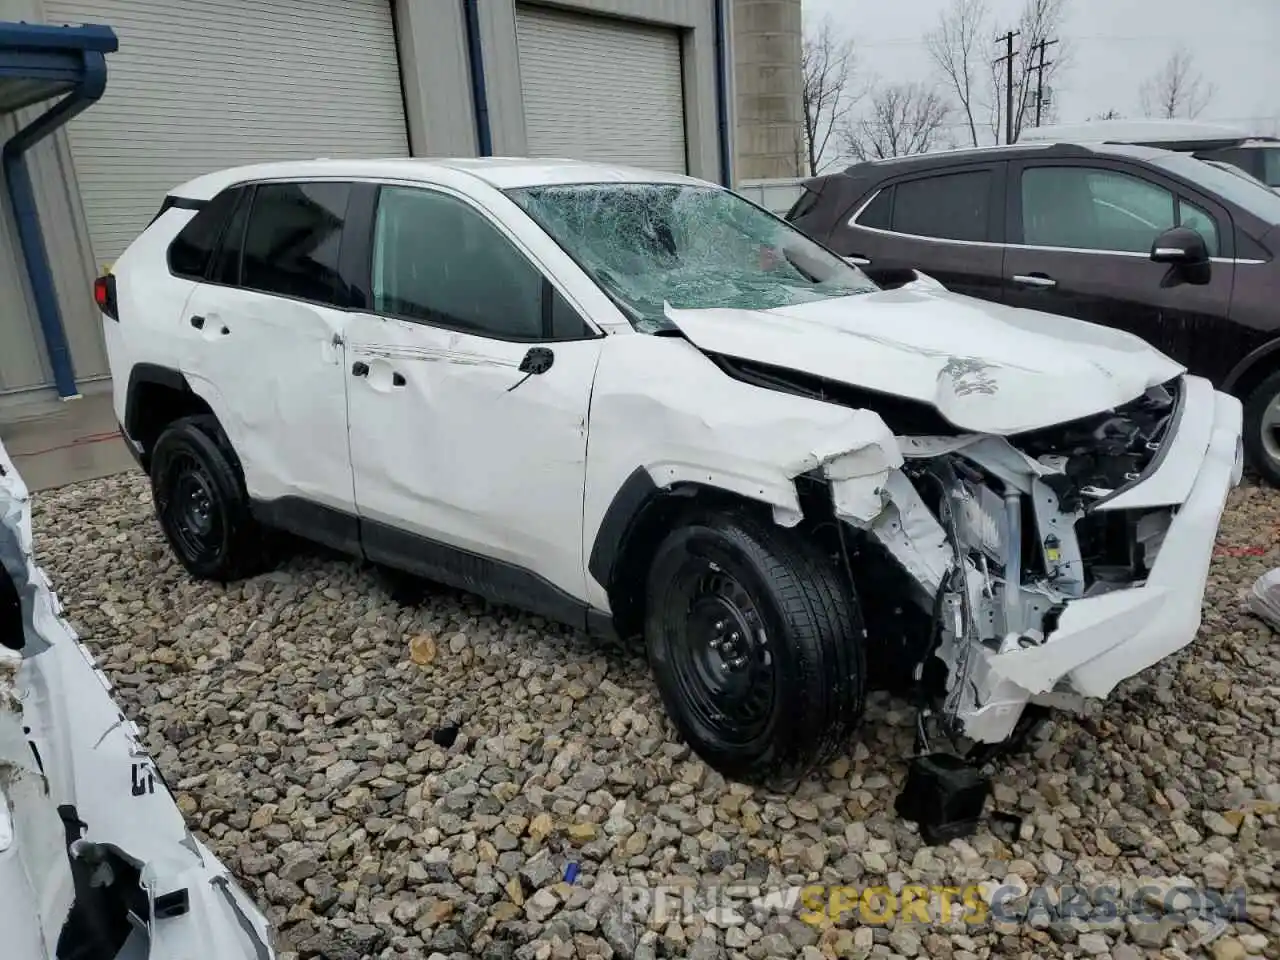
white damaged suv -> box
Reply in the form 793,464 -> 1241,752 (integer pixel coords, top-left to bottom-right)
99,158 -> 1244,785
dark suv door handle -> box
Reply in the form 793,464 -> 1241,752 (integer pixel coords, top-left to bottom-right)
189,315 -> 205,330
351,361 -> 369,377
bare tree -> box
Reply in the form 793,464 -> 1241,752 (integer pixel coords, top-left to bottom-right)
1139,46 -> 1214,119
928,0 -> 1069,145
802,16 -> 859,175
925,0 -> 988,148
844,82 -> 952,161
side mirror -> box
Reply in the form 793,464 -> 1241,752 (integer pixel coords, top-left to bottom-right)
1151,226 -> 1211,286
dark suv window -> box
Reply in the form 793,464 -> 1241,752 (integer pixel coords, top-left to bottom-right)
167,187 -> 241,280
371,185 -> 592,340
888,170 -> 992,242
854,188 -> 893,230
240,182 -> 351,305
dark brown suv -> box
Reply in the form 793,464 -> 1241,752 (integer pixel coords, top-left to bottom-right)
788,142 -> 1280,483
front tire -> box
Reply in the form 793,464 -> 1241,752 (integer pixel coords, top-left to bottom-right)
150,415 -> 267,581
644,509 -> 866,785
1244,370 -> 1280,487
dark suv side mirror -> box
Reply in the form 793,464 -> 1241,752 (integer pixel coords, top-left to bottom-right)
1150,226 -> 1211,286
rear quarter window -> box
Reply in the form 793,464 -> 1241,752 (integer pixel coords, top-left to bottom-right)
890,170 -> 992,242
167,187 -> 242,280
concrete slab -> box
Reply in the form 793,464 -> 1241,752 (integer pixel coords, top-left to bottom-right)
0,390 -> 139,492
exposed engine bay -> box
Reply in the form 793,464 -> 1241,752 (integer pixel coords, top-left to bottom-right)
878,379 -> 1183,749
758,369 -> 1225,758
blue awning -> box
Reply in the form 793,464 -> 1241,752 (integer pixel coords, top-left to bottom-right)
0,20 -> 117,399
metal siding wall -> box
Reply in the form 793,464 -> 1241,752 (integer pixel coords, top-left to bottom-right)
0,105 -> 105,395
515,6 -> 687,172
394,0 -> 477,157
44,0 -> 410,265
478,0 -> 724,180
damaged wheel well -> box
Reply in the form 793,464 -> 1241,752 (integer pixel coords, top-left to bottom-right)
600,470 -> 872,641
124,365 -> 214,468
602,478 -> 779,639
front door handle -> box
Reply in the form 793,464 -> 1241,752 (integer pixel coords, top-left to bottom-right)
392,372 -> 406,387
189,315 -> 205,330
1012,274 -> 1057,289
845,255 -> 872,267
351,361 -> 369,377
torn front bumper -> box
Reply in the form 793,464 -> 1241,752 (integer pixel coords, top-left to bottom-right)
962,386 -> 1244,741
0,439 -> 276,959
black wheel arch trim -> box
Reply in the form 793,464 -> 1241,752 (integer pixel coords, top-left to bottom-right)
587,466 -> 659,592
1222,337 -> 1280,395
124,362 -> 192,442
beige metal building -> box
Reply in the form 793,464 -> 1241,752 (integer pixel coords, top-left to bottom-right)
0,0 -> 802,412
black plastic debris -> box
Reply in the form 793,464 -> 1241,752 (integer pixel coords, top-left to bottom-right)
894,753 -> 991,844
431,723 -> 460,749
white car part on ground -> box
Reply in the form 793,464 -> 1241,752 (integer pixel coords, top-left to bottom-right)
0,440 -> 275,960
1247,569 -> 1280,633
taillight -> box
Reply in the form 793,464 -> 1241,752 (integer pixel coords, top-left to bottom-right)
93,274 -> 118,321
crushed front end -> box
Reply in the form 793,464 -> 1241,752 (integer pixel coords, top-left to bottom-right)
830,374 -> 1244,748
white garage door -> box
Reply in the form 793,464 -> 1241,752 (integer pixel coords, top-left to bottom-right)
515,5 -> 687,174
45,0 -> 409,266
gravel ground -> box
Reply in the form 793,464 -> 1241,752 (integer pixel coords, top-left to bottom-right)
29,471 -> 1280,960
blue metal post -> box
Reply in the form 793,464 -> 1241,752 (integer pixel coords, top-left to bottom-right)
2,45 -> 110,399
462,0 -> 492,157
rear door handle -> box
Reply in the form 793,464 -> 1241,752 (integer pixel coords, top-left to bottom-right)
845,255 -> 872,267
351,361 -> 369,377
1012,274 -> 1057,289
392,372 -> 406,387
189,315 -> 205,330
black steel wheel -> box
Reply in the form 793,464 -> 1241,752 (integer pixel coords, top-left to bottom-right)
150,415 -> 267,581
644,508 -> 866,785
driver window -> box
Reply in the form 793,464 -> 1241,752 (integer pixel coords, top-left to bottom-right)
372,186 -> 590,340
1021,166 -> 1175,253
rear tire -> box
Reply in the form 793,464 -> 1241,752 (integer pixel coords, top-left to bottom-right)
150,415 -> 268,581
643,508 -> 866,785
1243,369 -> 1280,487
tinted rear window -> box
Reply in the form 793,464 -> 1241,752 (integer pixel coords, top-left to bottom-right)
891,170 -> 992,242
167,187 -> 241,280
240,182 -> 352,305
855,188 -> 893,230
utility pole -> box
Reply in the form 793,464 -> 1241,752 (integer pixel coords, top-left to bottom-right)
994,30 -> 1020,144
1031,37 -> 1060,128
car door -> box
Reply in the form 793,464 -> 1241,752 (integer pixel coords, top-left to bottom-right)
829,164 -> 1007,301
1002,159 -> 1235,375
178,181 -> 359,543
343,182 -> 604,620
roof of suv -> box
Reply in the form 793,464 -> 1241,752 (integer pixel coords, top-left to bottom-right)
169,157 -> 706,202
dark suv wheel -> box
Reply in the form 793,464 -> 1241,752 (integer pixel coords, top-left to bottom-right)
149,415 -> 267,581
1243,369 -> 1280,487
643,508 -> 866,785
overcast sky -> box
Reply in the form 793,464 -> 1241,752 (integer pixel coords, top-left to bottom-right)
804,0 -> 1280,145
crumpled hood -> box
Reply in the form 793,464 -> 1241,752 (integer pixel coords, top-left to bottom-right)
665,287 -> 1186,435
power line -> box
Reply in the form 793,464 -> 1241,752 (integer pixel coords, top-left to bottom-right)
993,29 -> 1019,144
850,33 -> 1276,49
1031,37 -> 1060,126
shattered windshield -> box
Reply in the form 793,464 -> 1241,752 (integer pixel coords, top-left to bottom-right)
507,182 -> 878,333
